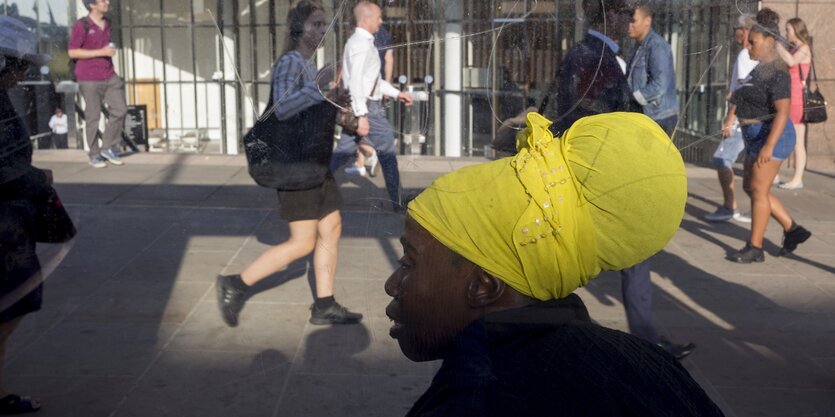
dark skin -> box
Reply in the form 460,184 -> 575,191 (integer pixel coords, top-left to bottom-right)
384,216 -> 536,362
725,30 -> 794,247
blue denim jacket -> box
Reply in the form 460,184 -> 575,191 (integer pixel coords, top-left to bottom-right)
627,29 -> 678,121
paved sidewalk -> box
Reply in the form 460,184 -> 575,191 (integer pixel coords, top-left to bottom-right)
9,150 -> 835,417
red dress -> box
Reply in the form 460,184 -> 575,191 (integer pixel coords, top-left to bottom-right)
788,48 -> 811,124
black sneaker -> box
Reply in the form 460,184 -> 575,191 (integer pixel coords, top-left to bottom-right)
728,243 -> 765,263
657,337 -> 696,360
779,225 -> 811,256
216,275 -> 247,327
309,302 -> 363,325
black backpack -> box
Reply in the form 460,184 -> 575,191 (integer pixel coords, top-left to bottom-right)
67,17 -> 89,81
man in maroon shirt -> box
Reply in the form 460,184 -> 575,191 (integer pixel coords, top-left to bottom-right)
68,0 -> 126,168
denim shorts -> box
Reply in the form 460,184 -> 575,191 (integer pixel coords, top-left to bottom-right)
712,128 -> 745,168
741,120 -> 796,160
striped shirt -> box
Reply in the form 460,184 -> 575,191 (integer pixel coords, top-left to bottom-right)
272,51 -> 325,121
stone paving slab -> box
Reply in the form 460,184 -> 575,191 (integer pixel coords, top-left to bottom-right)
7,151 -> 835,417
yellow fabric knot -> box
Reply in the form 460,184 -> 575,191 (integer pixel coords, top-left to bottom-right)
408,112 -> 686,301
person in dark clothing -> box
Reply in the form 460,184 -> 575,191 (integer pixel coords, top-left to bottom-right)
542,0 -> 693,359
386,112 -> 725,417
541,0 -> 640,136
0,15 -> 52,414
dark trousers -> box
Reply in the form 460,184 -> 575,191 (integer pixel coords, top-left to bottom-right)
78,75 -> 127,158
655,115 -> 678,137
330,101 -> 401,206
37,133 -> 68,149
619,257 -> 658,344
52,133 -> 68,149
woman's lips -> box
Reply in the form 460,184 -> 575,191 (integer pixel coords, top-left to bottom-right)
386,302 -> 404,338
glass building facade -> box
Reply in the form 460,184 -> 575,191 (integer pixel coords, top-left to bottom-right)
7,0 -> 758,159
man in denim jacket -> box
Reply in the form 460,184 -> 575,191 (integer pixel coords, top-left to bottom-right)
626,2 -> 678,136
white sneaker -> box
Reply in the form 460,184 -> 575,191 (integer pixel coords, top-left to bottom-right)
704,206 -> 736,222
772,176 -> 781,185
778,182 -> 803,190
344,165 -> 367,176
366,154 -> 380,177
733,211 -> 752,223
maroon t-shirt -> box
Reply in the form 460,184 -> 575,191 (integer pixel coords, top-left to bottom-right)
68,17 -> 116,81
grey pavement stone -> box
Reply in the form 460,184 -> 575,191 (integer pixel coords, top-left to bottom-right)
14,152 -> 835,416
274,374 -> 428,417
113,350 -> 289,417
6,321 -> 177,377
165,302 -> 308,354
8,376 -> 136,417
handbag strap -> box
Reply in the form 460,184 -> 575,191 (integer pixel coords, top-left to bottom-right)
335,68 -> 379,102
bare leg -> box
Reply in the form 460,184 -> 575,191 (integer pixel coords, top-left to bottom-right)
0,316 -> 24,398
240,220 -> 318,285
717,167 -> 737,209
748,158 -> 791,247
312,211 -> 341,298
355,149 -> 366,167
785,123 -> 806,186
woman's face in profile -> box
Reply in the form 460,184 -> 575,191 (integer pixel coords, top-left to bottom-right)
384,216 -> 480,362
785,24 -> 797,43
302,10 -> 328,51
746,31 -> 772,62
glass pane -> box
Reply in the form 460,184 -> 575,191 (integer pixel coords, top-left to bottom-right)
162,0 -> 191,25
126,0 -> 161,26
164,28 -> 194,81
194,27 -> 220,81
193,0 -> 220,24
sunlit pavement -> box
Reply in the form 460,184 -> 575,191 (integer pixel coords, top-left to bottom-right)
13,150 -> 835,417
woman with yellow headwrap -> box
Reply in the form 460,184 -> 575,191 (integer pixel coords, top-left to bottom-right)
384,112 -> 724,417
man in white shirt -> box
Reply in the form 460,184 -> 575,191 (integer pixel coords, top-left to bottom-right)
706,14 -> 758,223
330,1 -> 413,210
47,107 -> 69,149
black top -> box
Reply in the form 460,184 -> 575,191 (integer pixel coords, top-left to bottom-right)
374,27 -> 392,79
730,60 -> 790,121
541,33 -> 641,136
406,295 -> 725,417
1,90 -> 46,322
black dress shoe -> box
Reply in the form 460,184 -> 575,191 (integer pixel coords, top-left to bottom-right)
728,243 -> 764,263
216,275 -> 247,327
310,302 -> 363,325
779,225 -> 811,255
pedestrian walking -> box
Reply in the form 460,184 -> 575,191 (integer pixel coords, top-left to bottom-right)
217,0 -> 362,327
706,14 -> 758,223
330,1 -> 413,210
68,0 -> 127,168
726,10 -> 812,263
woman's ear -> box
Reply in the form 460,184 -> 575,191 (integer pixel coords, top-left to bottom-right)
466,268 -> 506,309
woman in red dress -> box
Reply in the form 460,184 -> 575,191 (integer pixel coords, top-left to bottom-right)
776,17 -> 811,190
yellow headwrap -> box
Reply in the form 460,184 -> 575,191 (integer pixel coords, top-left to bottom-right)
408,112 -> 687,300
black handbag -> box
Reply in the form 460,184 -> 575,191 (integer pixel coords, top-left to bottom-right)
800,54 -> 827,124
243,60 -> 337,190
35,187 -> 77,243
